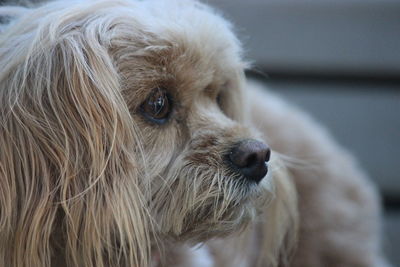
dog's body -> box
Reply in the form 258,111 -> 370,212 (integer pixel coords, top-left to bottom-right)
0,0 -> 388,266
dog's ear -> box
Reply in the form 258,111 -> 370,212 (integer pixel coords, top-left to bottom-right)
0,14 -> 151,267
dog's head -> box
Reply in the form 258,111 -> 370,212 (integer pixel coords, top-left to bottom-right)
0,1 -> 295,266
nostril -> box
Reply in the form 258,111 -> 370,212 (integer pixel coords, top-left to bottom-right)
228,139 -> 271,183
265,148 -> 271,163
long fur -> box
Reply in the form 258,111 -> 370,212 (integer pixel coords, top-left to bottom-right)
0,2 -> 153,266
0,0 -> 387,267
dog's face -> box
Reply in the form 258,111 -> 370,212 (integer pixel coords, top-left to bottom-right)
112,2 -> 272,241
0,1 -> 277,266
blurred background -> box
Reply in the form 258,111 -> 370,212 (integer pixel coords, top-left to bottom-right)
1,0 -> 399,264
208,0 -> 400,264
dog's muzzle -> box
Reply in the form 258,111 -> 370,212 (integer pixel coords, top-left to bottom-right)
228,139 -> 271,183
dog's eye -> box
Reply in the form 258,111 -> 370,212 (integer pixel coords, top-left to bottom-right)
140,87 -> 172,124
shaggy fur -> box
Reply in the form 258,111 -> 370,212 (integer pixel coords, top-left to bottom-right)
0,0 -> 388,266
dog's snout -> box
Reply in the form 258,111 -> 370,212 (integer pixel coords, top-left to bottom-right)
228,139 -> 270,183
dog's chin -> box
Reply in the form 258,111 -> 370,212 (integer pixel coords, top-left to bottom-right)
176,202 -> 259,243
159,175 -> 271,243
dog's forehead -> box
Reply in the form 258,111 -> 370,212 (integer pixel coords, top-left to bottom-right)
138,0 -> 242,54
115,0 -> 244,96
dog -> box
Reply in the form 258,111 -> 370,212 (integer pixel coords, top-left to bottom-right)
0,0 -> 389,266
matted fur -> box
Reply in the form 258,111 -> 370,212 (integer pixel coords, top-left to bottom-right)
0,0 -> 387,267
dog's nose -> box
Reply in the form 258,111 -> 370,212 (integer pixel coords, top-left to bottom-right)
228,139 -> 270,183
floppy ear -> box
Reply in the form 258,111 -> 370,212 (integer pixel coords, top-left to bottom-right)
0,13 -> 151,267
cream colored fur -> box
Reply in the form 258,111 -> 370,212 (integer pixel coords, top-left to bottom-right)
0,0 -> 387,266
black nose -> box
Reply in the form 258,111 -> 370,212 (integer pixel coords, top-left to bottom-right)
228,139 -> 271,183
